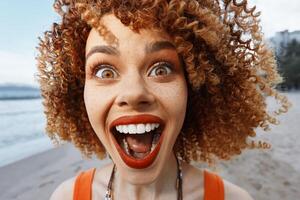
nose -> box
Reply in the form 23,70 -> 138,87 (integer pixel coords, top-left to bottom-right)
115,74 -> 155,109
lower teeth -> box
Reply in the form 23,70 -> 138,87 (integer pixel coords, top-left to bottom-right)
122,138 -> 130,155
132,151 -> 148,159
150,133 -> 160,151
122,133 -> 160,158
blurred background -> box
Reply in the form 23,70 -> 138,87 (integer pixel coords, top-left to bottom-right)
0,0 -> 299,199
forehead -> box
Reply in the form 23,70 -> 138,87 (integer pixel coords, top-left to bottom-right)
85,14 -> 173,53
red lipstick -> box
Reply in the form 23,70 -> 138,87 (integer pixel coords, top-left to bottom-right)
110,114 -> 163,128
110,114 -> 164,169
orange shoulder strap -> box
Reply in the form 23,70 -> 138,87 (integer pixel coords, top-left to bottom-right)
73,168 -> 96,200
204,170 -> 225,200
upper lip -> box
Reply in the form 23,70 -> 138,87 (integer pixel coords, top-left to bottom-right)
109,114 -> 164,131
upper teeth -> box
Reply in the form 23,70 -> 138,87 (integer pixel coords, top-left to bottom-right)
115,123 -> 159,134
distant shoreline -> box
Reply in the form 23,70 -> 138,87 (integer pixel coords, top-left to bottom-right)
0,84 -> 41,101
0,96 -> 41,101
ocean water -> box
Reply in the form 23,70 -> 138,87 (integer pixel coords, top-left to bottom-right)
0,99 -> 53,167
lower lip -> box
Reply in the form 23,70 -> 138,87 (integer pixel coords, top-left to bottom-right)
112,132 -> 164,169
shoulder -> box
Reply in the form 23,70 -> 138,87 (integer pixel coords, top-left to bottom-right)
182,163 -> 253,200
223,179 -> 254,200
49,177 -> 76,200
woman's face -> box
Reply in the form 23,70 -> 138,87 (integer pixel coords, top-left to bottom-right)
84,14 -> 187,184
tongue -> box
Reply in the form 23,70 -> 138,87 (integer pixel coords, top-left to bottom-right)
125,133 -> 153,153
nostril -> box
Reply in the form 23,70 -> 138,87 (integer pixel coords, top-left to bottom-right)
140,101 -> 150,105
116,92 -> 155,108
118,100 -> 150,107
118,102 -> 128,107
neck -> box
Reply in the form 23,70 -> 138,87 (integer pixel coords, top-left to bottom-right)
113,154 -> 178,200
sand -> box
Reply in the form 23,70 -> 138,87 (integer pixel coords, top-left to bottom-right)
0,143 -> 110,200
1,93 -> 299,200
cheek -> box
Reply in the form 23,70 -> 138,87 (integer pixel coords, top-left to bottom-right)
84,85 -> 108,132
166,82 -> 187,113
174,83 -> 188,116
154,79 -> 188,123
84,85 -> 116,152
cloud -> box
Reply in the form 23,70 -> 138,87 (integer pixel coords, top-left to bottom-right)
250,0 -> 300,37
0,51 -> 38,86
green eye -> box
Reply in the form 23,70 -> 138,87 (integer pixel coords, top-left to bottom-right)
148,62 -> 172,77
95,66 -> 118,79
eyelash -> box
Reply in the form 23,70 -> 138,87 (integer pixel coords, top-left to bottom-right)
93,64 -> 118,79
148,61 -> 173,77
90,61 -> 174,79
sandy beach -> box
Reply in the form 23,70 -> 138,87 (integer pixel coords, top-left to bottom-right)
1,93 -> 299,200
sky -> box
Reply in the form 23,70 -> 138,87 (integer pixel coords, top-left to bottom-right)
0,0 -> 299,86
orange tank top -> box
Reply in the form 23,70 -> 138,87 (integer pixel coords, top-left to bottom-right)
73,168 -> 224,200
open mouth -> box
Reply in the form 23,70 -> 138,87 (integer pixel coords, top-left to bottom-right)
109,114 -> 164,169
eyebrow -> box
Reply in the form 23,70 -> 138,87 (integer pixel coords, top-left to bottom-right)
86,40 -> 176,59
86,45 -> 120,59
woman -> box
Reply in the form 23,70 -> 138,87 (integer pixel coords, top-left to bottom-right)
37,0 -> 289,199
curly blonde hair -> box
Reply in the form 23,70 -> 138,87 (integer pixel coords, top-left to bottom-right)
37,0 -> 290,163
